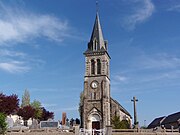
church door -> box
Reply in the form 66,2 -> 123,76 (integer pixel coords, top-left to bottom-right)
92,121 -> 100,129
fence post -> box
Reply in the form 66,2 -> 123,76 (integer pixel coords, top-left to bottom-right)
105,125 -> 112,135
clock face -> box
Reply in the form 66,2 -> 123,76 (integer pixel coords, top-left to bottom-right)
91,81 -> 98,89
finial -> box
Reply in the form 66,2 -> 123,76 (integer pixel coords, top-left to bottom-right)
96,0 -> 99,13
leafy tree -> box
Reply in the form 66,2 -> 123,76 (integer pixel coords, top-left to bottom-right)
21,89 -> 30,107
79,92 -> 84,127
31,100 -> 43,120
111,115 -> 121,129
119,120 -> 130,129
17,105 -> 35,126
39,108 -> 54,121
0,93 -> 19,115
0,113 -> 7,135
111,115 -> 131,129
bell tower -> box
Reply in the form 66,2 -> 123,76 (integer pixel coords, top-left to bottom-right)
82,12 -> 111,129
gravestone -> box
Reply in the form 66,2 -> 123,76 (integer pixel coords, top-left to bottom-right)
6,117 -> 14,128
30,119 -> 38,129
40,121 -> 59,128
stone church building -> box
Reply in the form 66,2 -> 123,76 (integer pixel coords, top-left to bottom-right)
80,12 -> 132,130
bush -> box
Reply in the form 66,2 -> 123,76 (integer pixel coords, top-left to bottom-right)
0,113 -> 7,135
111,115 -> 131,129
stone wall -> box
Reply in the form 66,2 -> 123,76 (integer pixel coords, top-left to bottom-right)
6,132 -> 180,135
112,133 -> 180,135
7,133 -> 74,135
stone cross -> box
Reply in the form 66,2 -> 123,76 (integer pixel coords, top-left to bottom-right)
131,96 -> 138,128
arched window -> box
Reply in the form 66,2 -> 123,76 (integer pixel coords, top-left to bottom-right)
97,59 -> 101,74
91,59 -> 95,75
94,92 -> 96,100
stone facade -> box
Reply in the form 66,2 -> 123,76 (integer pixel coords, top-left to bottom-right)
80,12 -> 132,130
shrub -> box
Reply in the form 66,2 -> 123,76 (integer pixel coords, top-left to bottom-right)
0,113 -> 7,135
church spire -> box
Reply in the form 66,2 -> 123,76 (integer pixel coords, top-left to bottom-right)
87,10 -> 107,52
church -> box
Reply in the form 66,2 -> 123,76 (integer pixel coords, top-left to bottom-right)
80,12 -> 132,130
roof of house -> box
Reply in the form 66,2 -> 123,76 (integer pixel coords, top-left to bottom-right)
147,116 -> 166,129
161,111 -> 180,125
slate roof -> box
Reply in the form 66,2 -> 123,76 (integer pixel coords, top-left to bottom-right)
90,12 -> 106,51
147,116 -> 166,129
111,97 -> 132,118
161,111 -> 180,125
148,112 -> 180,129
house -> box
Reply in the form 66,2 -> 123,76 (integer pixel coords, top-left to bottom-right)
148,112 -> 180,129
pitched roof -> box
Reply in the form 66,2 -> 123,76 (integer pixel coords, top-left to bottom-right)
161,111 -> 180,125
85,12 -> 108,53
147,116 -> 166,129
111,97 -> 132,118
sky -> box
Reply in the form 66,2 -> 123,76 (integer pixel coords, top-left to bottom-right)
0,0 -> 180,126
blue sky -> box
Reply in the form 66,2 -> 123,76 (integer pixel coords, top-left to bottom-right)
0,0 -> 180,126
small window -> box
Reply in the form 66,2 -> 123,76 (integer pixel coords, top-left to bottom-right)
94,39 -> 98,51
94,92 -> 96,100
97,59 -> 101,74
91,59 -> 95,74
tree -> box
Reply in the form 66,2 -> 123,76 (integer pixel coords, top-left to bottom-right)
21,89 -> 30,107
31,100 -> 43,120
0,113 -> 7,135
39,108 -> 54,121
17,106 -> 35,126
78,92 -> 84,115
111,115 -> 131,129
111,115 -> 121,129
78,92 -> 84,127
0,93 -> 19,115
119,120 -> 130,129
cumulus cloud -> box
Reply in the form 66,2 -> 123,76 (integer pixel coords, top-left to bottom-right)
0,61 -> 30,73
0,11 -> 69,45
123,0 -> 155,30
0,1 -> 72,73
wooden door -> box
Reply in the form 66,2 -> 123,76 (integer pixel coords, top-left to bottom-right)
92,121 -> 100,129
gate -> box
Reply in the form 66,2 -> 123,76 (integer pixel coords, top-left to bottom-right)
79,128 -> 105,135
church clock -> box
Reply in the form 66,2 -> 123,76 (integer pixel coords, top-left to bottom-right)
91,81 -> 98,89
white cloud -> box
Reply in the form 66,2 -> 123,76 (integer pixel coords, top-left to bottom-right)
124,0 -> 155,30
0,14 -> 69,45
0,2 -> 73,74
0,61 -> 30,73
167,4 -> 180,12
0,49 -> 26,57
138,53 -> 180,69
114,75 -> 127,82
0,2 -> 72,45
